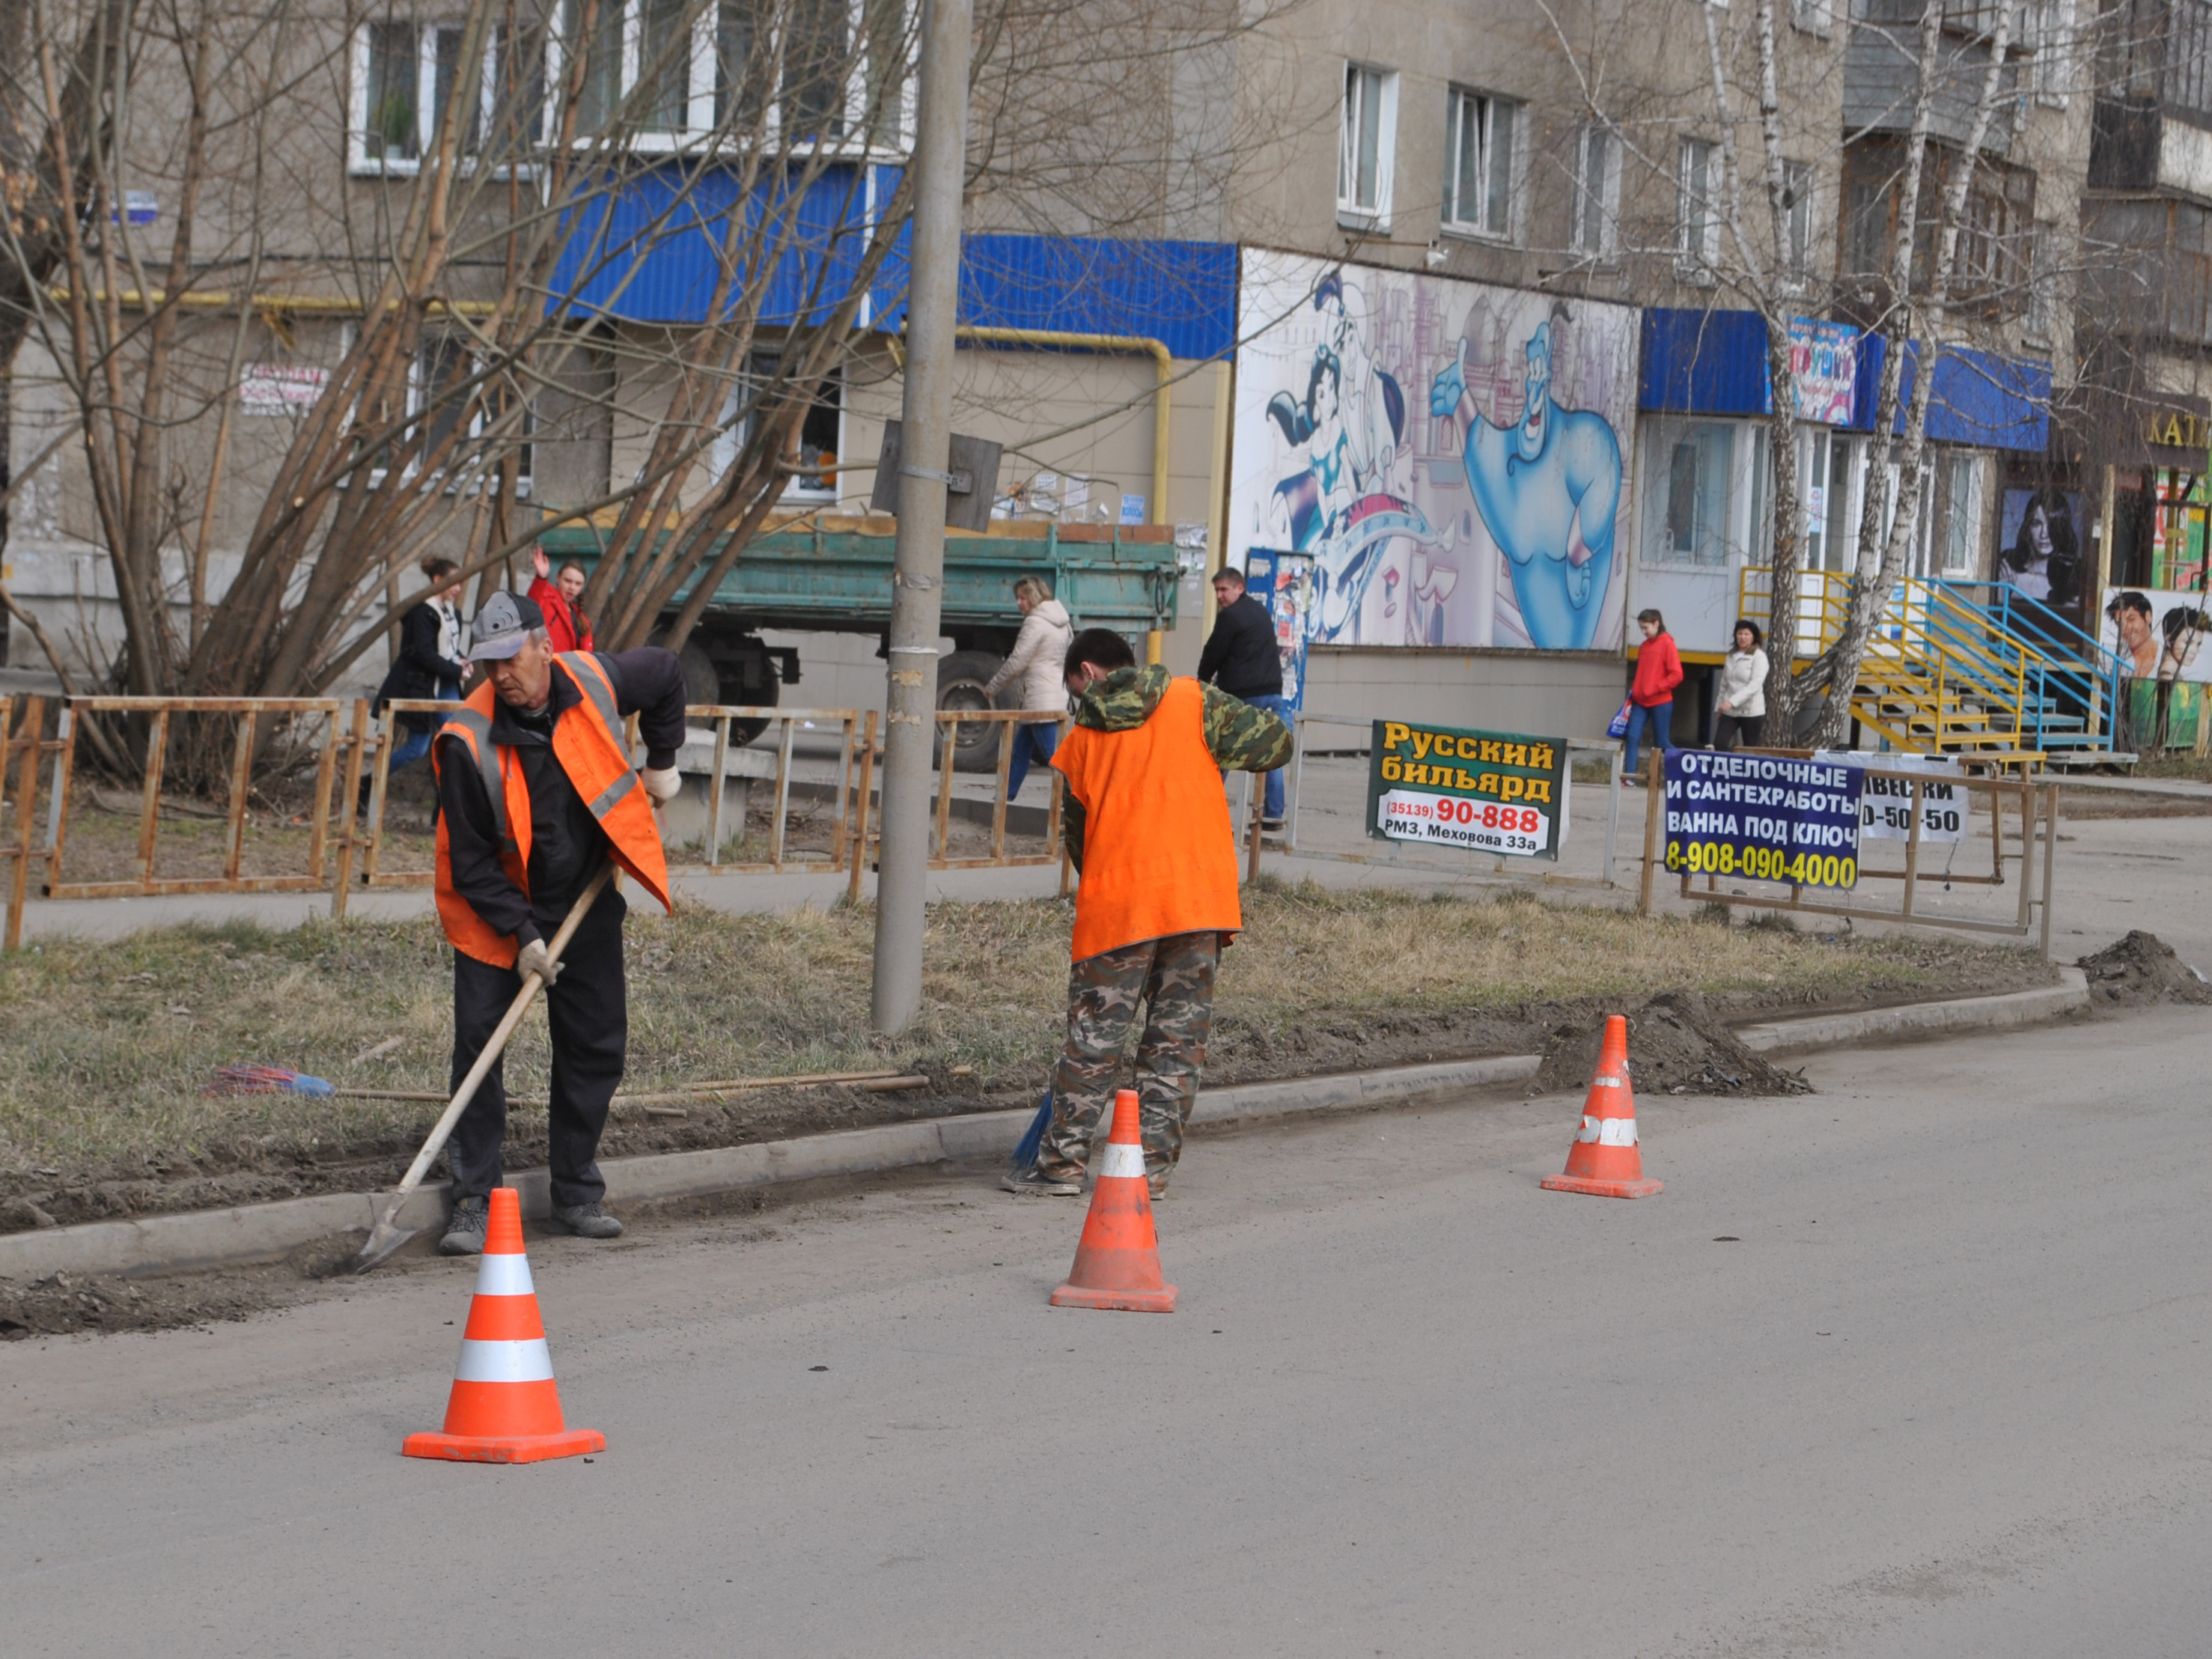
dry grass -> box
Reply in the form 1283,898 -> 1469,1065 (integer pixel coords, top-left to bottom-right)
0,880 -> 2051,1174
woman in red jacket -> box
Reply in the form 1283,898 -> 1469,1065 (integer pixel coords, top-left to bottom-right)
1624,608 -> 1682,779
528,546 -> 595,654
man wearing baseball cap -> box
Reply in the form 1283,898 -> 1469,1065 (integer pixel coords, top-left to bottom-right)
430,588 -> 689,1254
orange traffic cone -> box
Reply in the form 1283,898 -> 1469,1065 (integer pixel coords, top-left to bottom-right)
403,1187 -> 606,1464
1541,1014 -> 1663,1199
1051,1089 -> 1177,1312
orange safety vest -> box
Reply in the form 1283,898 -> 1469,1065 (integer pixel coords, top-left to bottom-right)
1051,675 -> 1240,962
431,652 -> 672,968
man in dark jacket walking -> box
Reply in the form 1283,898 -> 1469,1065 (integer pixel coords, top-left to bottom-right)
1197,566 -> 1291,827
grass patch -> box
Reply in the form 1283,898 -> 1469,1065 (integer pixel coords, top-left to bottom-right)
0,880 -> 2053,1178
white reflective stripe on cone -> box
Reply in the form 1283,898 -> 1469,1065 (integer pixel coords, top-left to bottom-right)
1576,1115 -> 1639,1146
454,1337 -> 555,1383
472,1254 -> 536,1297
1097,1141 -> 1147,1181
1589,1077 -> 1622,1088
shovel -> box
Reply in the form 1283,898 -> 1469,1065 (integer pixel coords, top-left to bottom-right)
356,861 -> 618,1270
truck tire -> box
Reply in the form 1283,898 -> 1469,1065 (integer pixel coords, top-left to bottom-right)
653,633 -> 779,743
936,648 -> 1008,773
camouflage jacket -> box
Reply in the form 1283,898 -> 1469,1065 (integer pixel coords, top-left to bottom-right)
1059,665 -> 1294,870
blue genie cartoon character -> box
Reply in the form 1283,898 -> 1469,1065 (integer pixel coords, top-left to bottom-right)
1429,307 -> 1621,650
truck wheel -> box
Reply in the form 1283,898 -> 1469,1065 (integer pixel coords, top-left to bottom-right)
936,649 -> 1007,773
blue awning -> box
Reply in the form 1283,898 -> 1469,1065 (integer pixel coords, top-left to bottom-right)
546,164 -> 1238,359
1848,337 -> 2051,451
1639,308 -> 1772,416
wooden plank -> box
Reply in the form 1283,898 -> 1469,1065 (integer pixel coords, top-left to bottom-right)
4,697 -> 42,952
223,710 -> 256,883
847,710 -> 877,904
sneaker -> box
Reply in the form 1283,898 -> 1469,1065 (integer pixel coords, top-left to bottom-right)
439,1196 -> 488,1256
1001,1165 -> 1082,1196
1260,817 -> 1286,833
549,1200 -> 624,1239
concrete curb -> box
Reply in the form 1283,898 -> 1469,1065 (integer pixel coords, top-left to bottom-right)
1735,967 -> 2090,1056
0,972 -> 2087,1285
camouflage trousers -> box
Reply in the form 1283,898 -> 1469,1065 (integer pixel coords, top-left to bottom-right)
1038,931 -> 1222,1183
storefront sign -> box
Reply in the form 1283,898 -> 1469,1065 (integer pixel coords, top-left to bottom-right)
1368,722 -> 1567,859
1788,318 -> 1857,425
1662,750 -> 1862,889
239,364 -> 328,414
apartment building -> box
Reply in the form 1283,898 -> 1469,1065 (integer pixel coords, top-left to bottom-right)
1,0 -> 2131,747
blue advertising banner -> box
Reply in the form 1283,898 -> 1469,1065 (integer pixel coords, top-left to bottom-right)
1662,750 -> 1864,889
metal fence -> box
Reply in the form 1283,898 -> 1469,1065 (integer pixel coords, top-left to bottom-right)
1635,761 -> 2062,957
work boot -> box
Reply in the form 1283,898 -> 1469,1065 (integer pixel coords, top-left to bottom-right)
439,1195 -> 488,1256
1001,1165 -> 1082,1196
1147,1169 -> 1171,1201
549,1200 -> 624,1239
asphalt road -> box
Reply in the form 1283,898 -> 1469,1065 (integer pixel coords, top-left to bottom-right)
4,1004 -> 2210,1658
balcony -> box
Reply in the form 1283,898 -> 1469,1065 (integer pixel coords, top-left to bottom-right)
2082,198 -> 2212,347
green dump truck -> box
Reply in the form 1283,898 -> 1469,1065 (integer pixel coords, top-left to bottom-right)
536,514 -> 1181,767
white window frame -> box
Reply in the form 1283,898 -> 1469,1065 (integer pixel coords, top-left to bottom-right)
1782,158 -> 1815,287
1791,0 -> 1833,37
350,1 -> 915,169
1571,124 -> 1621,261
1441,85 -> 1520,243
405,335 -> 536,496
2030,0 -> 2075,107
1338,61 -> 1399,229
349,19 -> 504,176
709,352 -> 842,501
1678,138 -> 1721,280
1643,418 -> 1739,569
1939,451 -> 1981,576
2023,219 -> 2059,345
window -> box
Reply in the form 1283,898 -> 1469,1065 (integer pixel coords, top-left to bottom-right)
354,20 -> 500,170
709,353 -> 842,499
2029,0 -> 2074,105
1338,62 -> 1398,225
1571,125 -> 1618,259
410,336 -> 534,492
1802,429 -> 1862,573
1442,88 -> 1517,239
2024,220 -> 2059,342
715,0 -> 853,139
1791,0 -> 1833,35
1938,453 -> 1980,575
1678,138 -> 1720,276
1783,159 -> 1814,284
1646,421 -> 1735,567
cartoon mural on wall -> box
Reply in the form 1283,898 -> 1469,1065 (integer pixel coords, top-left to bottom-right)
1233,251 -> 1637,652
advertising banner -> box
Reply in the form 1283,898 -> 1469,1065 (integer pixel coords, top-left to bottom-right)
1783,318 -> 1857,425
1233,250 -> 1637,653
1818,751 -> 1966,844
2101,585 -> 2211,683
1243,548 -> 1316,710
1663,750 -> 1862,889
1368,721 -> 1567,859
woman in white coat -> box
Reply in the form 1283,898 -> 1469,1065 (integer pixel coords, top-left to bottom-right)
1713,618 -> 1770,750
983,576 -> 1073,796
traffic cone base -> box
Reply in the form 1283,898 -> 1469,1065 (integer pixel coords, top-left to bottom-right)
1543,1014 -> 1662,1202
1541,1170 -> 1663,1199
403,1187 -> 603,1463
1050,1092 -> 1177,1313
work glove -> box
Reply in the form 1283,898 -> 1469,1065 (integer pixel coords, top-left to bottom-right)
516,937 -> 562,987
639,764 -> 683,805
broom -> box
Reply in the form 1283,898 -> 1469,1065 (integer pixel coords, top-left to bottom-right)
1007,1089 -> 1053,1177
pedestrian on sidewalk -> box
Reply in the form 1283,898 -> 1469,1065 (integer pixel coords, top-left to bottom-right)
1003,627 -> 1292,1200
981,575 -> 1072,797
1713,619 -> 1769,750
430,590 -> 687,1255
528,547 -> 596,654
1623,608 -> 1681,781
1198,564 -> 1291,829
366,557 -> 469,814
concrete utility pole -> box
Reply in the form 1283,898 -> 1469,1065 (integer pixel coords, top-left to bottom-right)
871,0 -> 972,1035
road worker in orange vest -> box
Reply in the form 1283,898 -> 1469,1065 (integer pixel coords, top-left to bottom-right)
430,589 -> 689,1255
1003,626 -> 1293,1199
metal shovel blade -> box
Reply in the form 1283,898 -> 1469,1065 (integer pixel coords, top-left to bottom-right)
355,1202 -> 418,1271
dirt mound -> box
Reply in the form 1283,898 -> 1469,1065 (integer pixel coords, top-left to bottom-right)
0,1265 -> 304,1339
2077,931 -> 2212,1007
1532,991 -> 1813,1098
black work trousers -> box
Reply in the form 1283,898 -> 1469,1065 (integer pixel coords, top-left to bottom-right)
446,884 -> 628,1209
